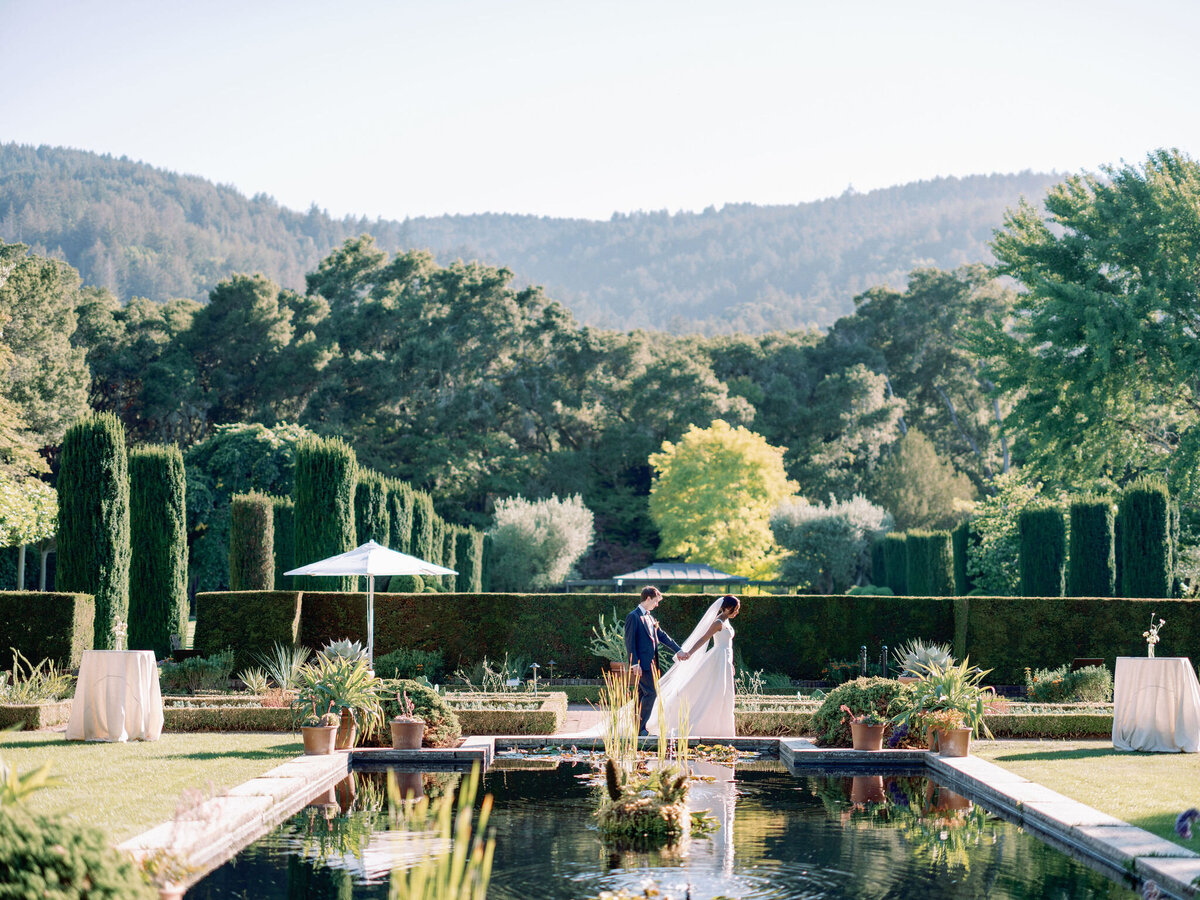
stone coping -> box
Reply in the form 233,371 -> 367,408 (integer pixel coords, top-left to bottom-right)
118,735 -> 1198,899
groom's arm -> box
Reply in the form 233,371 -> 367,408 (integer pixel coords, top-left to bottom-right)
655,626 -> 684,656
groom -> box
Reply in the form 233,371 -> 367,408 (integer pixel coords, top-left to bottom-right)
625,586 -> 689,736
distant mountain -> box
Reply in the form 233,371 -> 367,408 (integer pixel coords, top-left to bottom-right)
0,144 -> 1059,333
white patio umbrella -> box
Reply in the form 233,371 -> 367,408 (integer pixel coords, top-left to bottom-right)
285,540 -> 456,666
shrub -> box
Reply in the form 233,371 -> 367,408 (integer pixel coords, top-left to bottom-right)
1018,504 -> 1066,597
229,492 -> 274,591
387,480 -> 414,554
376,678 -> 461,747
809,677 -> 912,747
270,495 -> 295,591
882,532 -> 908,594
158,649 -> 235,694
967,472 -> 1045,596
384,574 -> 425,593
771,495 -> 892,594
1119,477 -> 1173,598
128,445 -> 188,656
0,807 -> 157,899
1068,498 -> 1116,597
1024,664 -> 1113,703
56,412 -> 130,649
0,592 -> 93,669
293,435 -> 357,591
374,647 -> 445,683
487,494 -> 595,591
193,591 -> 301,671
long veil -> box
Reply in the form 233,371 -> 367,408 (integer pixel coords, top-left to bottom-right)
570,596 -> 726,740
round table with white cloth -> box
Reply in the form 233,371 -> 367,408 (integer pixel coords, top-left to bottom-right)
1111,656 -> 1200,753
65,650 -> 164,742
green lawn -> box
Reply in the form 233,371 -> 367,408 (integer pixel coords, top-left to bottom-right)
974,739 -> 1200,849
0,731 -> 301,841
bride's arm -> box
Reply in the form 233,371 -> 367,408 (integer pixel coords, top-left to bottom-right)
685,620 -> 723,657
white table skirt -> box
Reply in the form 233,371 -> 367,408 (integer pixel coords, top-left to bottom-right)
1112,656 -> 1200,753
65,650 -> 164,742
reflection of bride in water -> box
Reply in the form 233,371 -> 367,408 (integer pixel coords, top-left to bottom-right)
686,760 -> 737,876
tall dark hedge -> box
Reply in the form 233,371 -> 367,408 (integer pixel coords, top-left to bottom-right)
1118,477 -> 1173,599
293,435 -> 358,592
229,492 -> 274,591
387,480 -> 414,554
270,495 -> 295,591
430,515 -> 445,569
952,521 -> 971,596
870,540 -> 886,587
355,470 -> 390,545
882,533 -> 908,595
128,445 -> 187,656
481,532 -> 494,592
0,592 -> 93,668
442,526 -> 460,591
1068,498 -> 1115,597
904,532 -> 929,595
460,528 -> 485,593
1018,505 -> 1067,597
411,491 -> 436,564
906,531 -> 953,597
194,591 -> 302,670
56,413 -> 130,650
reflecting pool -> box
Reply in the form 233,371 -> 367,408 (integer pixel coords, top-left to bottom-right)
188,760 -> 1139,899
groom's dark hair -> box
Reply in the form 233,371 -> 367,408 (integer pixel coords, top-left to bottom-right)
640,586 -> 661,601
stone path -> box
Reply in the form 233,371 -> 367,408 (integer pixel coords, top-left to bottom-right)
560,702 -> 603,734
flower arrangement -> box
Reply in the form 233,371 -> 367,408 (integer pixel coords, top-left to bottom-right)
1143,613 -> 1166,657
840,704 -> 885,727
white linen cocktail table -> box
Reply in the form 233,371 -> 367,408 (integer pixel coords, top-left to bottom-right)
1112,656 -> 1200,753
65,650 -> 164,742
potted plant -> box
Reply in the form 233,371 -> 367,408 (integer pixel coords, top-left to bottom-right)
589,610 -> 630,677
841,704 -> 886,751
292,655 -> 385,750
300,701 -> 340,755
390,689 -> 425,750
892,658 -> 994,757
892,638 -> 953,684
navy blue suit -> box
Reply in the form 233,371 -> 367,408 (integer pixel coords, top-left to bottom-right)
624,605 -> 683,734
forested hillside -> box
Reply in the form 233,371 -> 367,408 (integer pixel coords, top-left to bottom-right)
0,144 -> 1059,332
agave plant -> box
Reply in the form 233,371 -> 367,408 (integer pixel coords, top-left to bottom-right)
256,642 -> 311,692
892,638 -> 954,677
238,667 -> 271,695
319,638 -> 368,663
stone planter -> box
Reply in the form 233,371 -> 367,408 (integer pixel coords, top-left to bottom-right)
301,724 -> 338,755
391,717 -> 424,750
936,727 -> 972,758
335,709 -> 357,750
850,722 -> 885,751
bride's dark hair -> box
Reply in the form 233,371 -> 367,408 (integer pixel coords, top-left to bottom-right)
719,595 -> 740,614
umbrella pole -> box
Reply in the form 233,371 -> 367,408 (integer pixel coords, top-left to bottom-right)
367,574 -> 375,670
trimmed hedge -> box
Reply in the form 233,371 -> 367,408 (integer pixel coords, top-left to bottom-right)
870,540 -> 886,588
387,480 -> 414,555
1119,477 -> 1173,598
952,521 -> 971,596
57,412 -> 130,649
1068,498 -> 1116,598
442,526 -> 459,591
411,492 -> 436,565
446,692 -> 567,735
0,699 -> 72,730
128,445 -> 188,657
0,591 -> 93,668
906,531 -> 953,596
1018,505 -> 1066,597
270,495 -> 295,591
194,590 -> 302,670
882,533 -> 908,595
355,470 -> 390,546
735,709 -> 812,737
229,492 -> 274,591
163,706 -> 293,732
293,435 -> 357,592
984,712 -> 1112,739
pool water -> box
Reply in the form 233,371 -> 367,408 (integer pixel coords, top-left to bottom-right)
187,761 -> 1139,899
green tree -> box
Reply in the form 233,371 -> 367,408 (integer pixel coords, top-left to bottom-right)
771,495 -> 892,593
871,429 -> 975,531
386,480 -> 414,554
410,491 -> 436,563
966,472 -> 1045,596
1017,505 -> 1067,597
1068,497 -> 1116,598
982,150 -> 1200,503
649,420 -> 797,578
1119,477 -> 1173,599
487,494 -> 594,591
229,492 -> 274,591
128,445 -> 187,655
293,435 -> 357,591
56,413 -> 130,648
270,494 -> 295,592
354,469 -> 390,545
442,525 -> 459,591
0,473 -> 56,590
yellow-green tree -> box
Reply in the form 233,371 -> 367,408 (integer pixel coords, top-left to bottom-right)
649,420 -> 797,578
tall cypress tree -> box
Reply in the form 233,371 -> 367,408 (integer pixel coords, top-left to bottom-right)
57,413 -> 130,649
270,495 -> 295,591
442,525 -> 459,591
410,491 -> 436,563
454,527 -> 474,593
1018,505 -> 1067,596
387,480 -> 414,554
354,470 -> 390,545
951,521 -> 971,596
230,492 -> 274,591
464,528 -> 485,592
882,532 -> 908,595
293,436 -> 357,592
926,530 -> 955,597
1068,497 -> 1116,597
481,532 -> 494,592
128,444 -> 187,656
1119,477 -> 1173,598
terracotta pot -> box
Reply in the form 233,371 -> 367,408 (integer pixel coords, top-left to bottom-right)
393,770 -> 425,801
334,774 -> 357,812
306,786 -> 337,807
391,718 -> 424,750
850,775 -> 885,805
850,722 -> 885,751
301,724 -> 338,755
335,709 -> 357,750
937,727 -> 972,757
923,726 -> 939,752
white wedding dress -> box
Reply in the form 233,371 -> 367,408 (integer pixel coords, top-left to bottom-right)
649,618 -> 736,738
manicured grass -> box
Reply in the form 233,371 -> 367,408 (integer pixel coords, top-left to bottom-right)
974,739 -> 1200,849
0,731 -> 301,841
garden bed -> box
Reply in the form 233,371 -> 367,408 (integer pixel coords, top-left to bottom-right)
734,695 -> 819,737
444,691 -> 568,735
163,706 -> 292,732
0,699 -> 72,730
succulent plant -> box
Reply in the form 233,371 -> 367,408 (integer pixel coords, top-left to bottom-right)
892,638 -> 954,677
319,638 -> 368,663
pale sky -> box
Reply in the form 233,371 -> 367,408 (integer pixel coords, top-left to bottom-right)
3,0 -> 1198,221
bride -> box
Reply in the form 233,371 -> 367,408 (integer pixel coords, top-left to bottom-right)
648,594 -> 740,738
